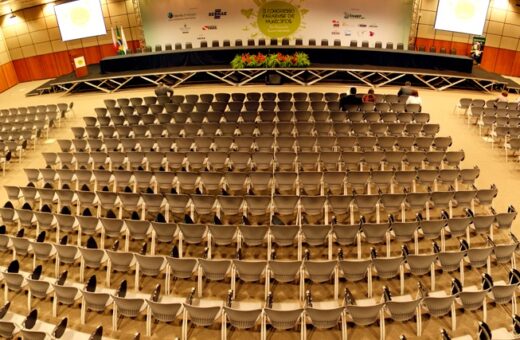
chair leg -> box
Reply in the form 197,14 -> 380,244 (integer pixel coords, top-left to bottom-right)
135,263 -> 140,292
27,291 -> 31,312
112,303 -> 118,331
146,306 -> 152,336
451,302 -> 456,331
80,296 -> 86,324
52,292 -> 57,317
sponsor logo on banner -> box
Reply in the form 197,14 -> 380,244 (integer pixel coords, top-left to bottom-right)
209,9 -> 227,19
344,30 -> 352,36
180,24 -> 191,34
331,30 -> 340,35
369,31 -> 375,37
358,24 -> 367,27
332,19 -> 340,28
196,35 -> 206,40
369,24 -> 378,28
344,11 -> 365,19
202,25 -> 217,30
167,11 -> 197,21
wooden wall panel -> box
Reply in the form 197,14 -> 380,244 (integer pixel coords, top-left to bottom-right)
2,62 -> 18,88
494,49 -> 516,76
0,65 -> 9,92
512,52 -> 520,76
12,59 -> 31,83
451,42 -> 471,56
84,46 -> 102,65
53,51 -> 74,76
480,46 -> 499,73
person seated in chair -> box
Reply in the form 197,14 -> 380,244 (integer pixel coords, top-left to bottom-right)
397,81 -> 414,97
339,87 -> 363,111
362,88 -> 376,103
406,89 -> 422,111
154,82 -> 173,98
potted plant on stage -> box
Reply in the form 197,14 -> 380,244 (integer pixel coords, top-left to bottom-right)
230,51 -> 310,84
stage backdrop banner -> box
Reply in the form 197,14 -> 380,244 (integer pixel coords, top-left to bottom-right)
139,0 -> 413,48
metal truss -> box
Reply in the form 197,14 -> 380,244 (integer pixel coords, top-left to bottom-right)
41,66 -> 510,95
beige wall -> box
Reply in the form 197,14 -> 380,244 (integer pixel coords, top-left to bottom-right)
0,0 -> 143,61
417,0 -> 520,50
0,24 -> 11,65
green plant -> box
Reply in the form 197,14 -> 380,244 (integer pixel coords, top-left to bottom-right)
230,52 -> 310,68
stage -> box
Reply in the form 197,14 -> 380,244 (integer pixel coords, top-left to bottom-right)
27,61 -> 520,96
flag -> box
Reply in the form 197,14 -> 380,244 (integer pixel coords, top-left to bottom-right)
115,26 -> 126,55
111,27 -> 117,53
120,26 -> 128,54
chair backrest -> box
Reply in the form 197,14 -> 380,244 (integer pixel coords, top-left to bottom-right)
258,38 -> 266,46
308,39 -> 316,46
183,304 -> 221,327
174,43 -> 182,50
164,43 -> 172,50
429,46 -> 436,53
295,38 -> 303,45
375,41 -> 382,48
235,39 -> 243,46
270,38 -> 278,45
350,40 -> 358,47
200,41 -> 208,48
247,39 -> 255,46
361,41 -> 369,48
212,40 -> 219,47
223,40 -> 230,47
321,39 -> 329,46
282,38 -> 289,45
185,42 -> 193,49
155,44 -> 162,52
333,39 -> 341,46
396,43 -> 404,50
386,42 -> 394,49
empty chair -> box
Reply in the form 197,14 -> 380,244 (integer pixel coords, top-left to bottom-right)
264,308 -> 304,336
183,304 -> 222,339
145,300 -> 182,336
112,295 -> 145,331
345,301 -> 384,338
223,306 -> 262,338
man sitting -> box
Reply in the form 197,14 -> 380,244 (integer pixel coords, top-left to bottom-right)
339,87 -> 363,111
154,82 -> 173,98
397,81 -> 414,97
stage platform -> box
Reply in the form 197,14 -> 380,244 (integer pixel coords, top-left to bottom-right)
28,62 -> 520,96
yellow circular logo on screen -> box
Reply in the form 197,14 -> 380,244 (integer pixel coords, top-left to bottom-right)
257,1 -> 301,38
70,6 -> 91,26
454,0 -> 475,21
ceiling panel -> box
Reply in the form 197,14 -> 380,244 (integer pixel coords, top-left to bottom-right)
0,0 -> 56,18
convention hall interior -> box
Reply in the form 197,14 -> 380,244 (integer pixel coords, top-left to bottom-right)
0,0 -> 517,339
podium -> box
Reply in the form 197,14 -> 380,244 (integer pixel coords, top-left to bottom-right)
73,56 -> 88,78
